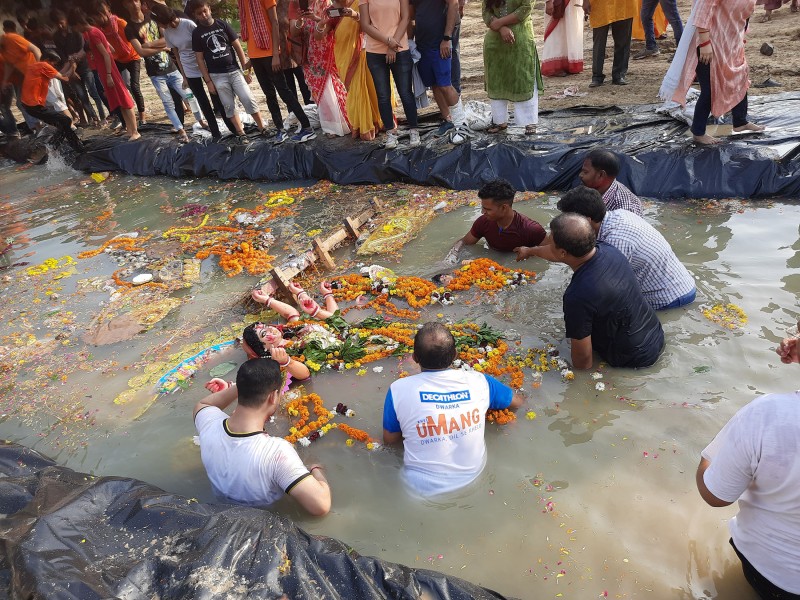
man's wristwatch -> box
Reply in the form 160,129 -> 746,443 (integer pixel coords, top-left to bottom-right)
443,35 -> 452,41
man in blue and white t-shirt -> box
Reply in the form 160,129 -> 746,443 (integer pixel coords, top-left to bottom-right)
383,322 -> 523,496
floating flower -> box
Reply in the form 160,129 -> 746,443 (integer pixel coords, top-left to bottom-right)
595,382 -> 606,391
525,411 -> 537,420
591,372 -> 603,380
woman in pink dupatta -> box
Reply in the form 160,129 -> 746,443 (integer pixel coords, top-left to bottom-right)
299,0 -> 352,136
540,0 -> 584,76
660,0 -> 764,145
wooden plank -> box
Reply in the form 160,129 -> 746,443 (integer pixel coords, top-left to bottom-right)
253,201 -> 382,298
312,237 -> 336,269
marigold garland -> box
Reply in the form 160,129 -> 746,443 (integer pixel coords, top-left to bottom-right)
446,258 -> 536,292
283,392 -> 376,448
486,409 -> 516,425
77,236 -> 151,259
702,303 -> 748,330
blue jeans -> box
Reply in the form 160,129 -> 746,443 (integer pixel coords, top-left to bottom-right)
658,287 -> 696,310
366,50 -> 418,130
641,0 -> 684,50
151,70 -> 188,131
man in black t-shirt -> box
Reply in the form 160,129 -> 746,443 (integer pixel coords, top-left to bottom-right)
551,212 -> 664,369
125,0 -> 192,142
189,0 -> 267,144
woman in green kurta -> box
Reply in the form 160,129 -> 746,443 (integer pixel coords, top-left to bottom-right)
483,0 -> 544,134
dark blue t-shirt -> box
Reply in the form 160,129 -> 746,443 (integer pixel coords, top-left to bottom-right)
563,242 -> 664,368
191,18 -> 239,73
411,0 -> 449,50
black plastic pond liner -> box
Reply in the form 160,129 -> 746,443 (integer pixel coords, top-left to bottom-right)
0,442 -> 513,600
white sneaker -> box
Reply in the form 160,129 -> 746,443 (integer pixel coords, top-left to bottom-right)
408,129 -> 420,147
450,126 -> 470,145
385,130 -> 399,149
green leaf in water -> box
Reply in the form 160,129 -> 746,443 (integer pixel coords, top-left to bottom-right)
209,361 -> 238,378
693,365 -> 711,374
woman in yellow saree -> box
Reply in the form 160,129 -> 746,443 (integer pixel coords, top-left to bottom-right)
333,0 -> 382,140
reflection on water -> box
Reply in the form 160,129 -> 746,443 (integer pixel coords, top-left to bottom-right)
0,160 -> 798,599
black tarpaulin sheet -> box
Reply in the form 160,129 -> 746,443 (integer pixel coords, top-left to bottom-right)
4,93 -> 799,198
0,443 -> 511,600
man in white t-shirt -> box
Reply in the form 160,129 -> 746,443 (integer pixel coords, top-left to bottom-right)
696,330 -> 800,598
193,357 -> 331,515
383,322 -> 523,496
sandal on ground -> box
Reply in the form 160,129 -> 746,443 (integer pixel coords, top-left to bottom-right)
525,124 -> 537,135
486,123 -> 508,134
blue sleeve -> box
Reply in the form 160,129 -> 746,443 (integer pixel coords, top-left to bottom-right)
382,389 -> 401,433
484,374 -> 513,409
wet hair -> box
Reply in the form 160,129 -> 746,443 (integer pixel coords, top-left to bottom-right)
585,149 -> 620,179
242,323 -> 269,358
557,186 -> 607,223
414,322 -> 457,370
186,0 -> 211,17
477,178 -> 515,206
26,17 -> 40,31
550,213 -> 596,258
236,358 -> 283,408
3,20 -> 17,32
50,9 -> 67,25
41,50 -> 62,64
151,3 -> 176,25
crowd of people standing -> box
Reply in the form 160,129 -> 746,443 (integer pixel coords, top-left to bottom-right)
0,0 -> 786,151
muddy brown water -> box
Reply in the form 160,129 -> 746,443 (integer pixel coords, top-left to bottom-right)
1,157 -> 797,599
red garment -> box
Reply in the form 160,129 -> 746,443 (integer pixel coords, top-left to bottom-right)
21,61 -> 59,107
469,212 -> 546,252
101,15 -> 140,62
83,26 -> 135,112
673,0 -> 755,117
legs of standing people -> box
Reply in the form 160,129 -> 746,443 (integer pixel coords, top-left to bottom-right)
118,59 -> 146,122
251,57 -> 285,129
389,50 -> 419,129
591,24 -> 610,86
659,0 -> 683,44
610,18 -> 632,84
22,103 -> 84,150
210,72 -> 247,138
490,99 -> 510,128
68,78 -> 96,122
291,66 -> 313,105
229,70 -> 265,130
150,73 -> 188,141
271,66 -> 311,129
168,86 -> 186,127
366,51 -> 395,131
451,24 -> 462,94
639,0 -> 660,52
731,93 -> 764,133
690,56 -> 714,142
187,77 -> 222,138
80,65 -> 106,121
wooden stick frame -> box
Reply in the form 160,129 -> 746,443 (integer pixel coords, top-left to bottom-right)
255,199 -> 382,299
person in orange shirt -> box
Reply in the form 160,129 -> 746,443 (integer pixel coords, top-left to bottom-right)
21,50 -> 84,151
1,20 -> 42,131
0,49 -> 19,137
239,0 -> 314,142
93,2 -> 147,125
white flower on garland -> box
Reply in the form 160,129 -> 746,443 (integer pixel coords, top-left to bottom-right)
297,437 -> 311,447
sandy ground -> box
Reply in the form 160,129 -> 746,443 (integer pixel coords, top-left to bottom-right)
457,0 -> 800,111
